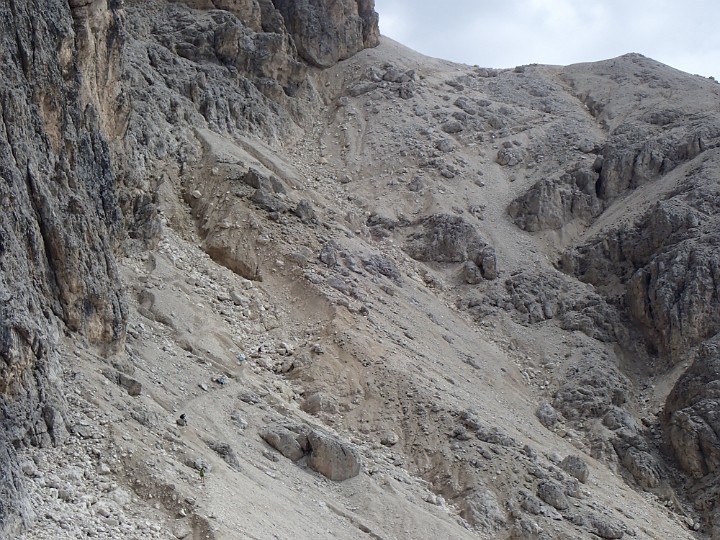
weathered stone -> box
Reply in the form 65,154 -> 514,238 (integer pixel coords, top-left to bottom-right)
102,369 -> 142,397
319,241 -> 340,267
260,427 -> 305,461
508,169 -> 603,232
588,513 -> 625,539
459,489 -> 507,532
441,120 -> 464,134
536,480 -> 569,510
560,455 -> 589,483
205,440 -> 241,471
405,214 -> 492,265
272,0 -> 379,68
306,430 -> 361,481
362,255 -> 402,284
535,403 -> 558,428
663,342 -> 720,478
293,200 -> 317,223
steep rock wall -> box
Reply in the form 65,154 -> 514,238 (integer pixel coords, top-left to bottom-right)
0,0 -> 127,534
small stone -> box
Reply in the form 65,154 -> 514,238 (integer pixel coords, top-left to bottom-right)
21,461 -> 38,477
380,432 -> 399,446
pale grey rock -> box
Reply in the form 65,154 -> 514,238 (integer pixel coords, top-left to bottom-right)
535,403 -> 558,428
380,432 -> 399,446
260,427 -> 305,461
459,489 -> 507,532
589,513 -> 625,539
508,168 -> 603,232
101,369 -> 142,397
611,429 -> 663,489
307,430 -> 361,481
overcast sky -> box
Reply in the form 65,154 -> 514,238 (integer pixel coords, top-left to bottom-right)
374,0 -> 720,80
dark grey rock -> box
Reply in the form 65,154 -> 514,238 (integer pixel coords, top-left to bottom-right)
293,200 -> 317,223
362,255 -> 402,284
205,440 -> 241,471
560,455 -> 589,483
441,120 -> 464,134
536,480 -> 569,510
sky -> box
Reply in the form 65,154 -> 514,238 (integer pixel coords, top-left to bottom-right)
374,0 -> 720,80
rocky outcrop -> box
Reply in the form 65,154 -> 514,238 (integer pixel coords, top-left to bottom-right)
0,0 -> 381,532
507,167 -> 603,232
272,0 -> 379,68
662,340 -> 720,535
560,188 -> 720,358
404,214 -> 497,281
663,341 -> 720,479
553,355 -> 630,420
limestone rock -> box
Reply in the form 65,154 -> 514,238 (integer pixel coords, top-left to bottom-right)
306,430 -> 361,481
205,440 -> 241,471
404,215 -> 495,271
663,341 -> 720,478
508,168 -> 603,232
459,489 -> 507,532
535,403 -> 558,428
260,426 -> 306,461
272,0 -> 379,68
588,513 -> 625,539
102,369 -> 143,397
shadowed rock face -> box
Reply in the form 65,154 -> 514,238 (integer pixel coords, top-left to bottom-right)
272,0 -> 379,67
664,341 -> 720,479
0,0 -> 126,534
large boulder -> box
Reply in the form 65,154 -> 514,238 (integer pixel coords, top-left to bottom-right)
260,426 -> 307,461
306,429 -> 361,481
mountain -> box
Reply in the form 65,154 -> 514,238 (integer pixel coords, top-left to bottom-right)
2,0 -> 720,538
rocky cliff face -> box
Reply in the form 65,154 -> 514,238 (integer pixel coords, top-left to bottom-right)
0,0 -> 127,532
0,0 -> 378,535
